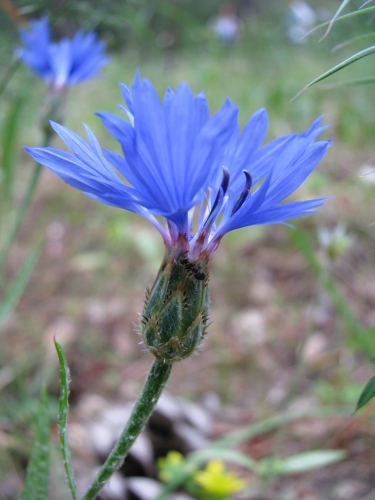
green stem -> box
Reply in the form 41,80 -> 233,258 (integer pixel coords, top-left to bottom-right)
0,135 -> 50,272
0,59 -> 21,101
81,358 -> 173,500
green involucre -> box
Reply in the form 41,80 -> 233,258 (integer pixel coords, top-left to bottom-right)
141,252 -> 210,362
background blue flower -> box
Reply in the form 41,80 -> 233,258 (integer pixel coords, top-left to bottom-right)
16,17 -> 109,90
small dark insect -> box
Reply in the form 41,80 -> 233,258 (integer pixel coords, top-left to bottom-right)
179,254 -> 206,281
194,268 -> 206,281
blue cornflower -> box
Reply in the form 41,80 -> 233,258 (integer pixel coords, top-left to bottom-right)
16,17 -> 109,91
25,72 -> 331,261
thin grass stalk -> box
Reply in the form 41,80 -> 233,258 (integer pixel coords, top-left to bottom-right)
0,135 -> 50,272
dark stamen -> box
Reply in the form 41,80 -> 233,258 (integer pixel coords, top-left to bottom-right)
204,167 -> 230,226
231,171 -> 252,216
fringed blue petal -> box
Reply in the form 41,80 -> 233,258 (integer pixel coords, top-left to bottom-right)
24,72 -> 331,250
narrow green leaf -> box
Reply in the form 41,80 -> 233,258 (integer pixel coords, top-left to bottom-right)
320,0 -> 352,41
305,6 -> 375,38
0,59 -> 21,101
0,242 -> 42,329
20,386 -> 50,500
294,44 -> 375,98
322,75 -> 375,88
369,357 -> 375,364
0,134 -> 50,273
355,374 -> 375,411
1,98 -> 23,202
54,339 -> 77,500
276,450 -> 346,475
288,228 -> 373,354
332,32 -> 375,52
190,448 -> 257,471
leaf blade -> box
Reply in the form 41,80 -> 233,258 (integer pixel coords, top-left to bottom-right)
1,98 -> 23,203
320,0 -> 352,41
294,44 -> 375,98
355,374 -> 375,411
20,386 -> 50,500
54,339 -> 77,500
277,450 -> 346,475
288,228 -> 373,354
332,32 -> 375,53
305,6 -> 375,38
323,75 -> 375,88
190,448 -> 257,471
0,242 -> 42,329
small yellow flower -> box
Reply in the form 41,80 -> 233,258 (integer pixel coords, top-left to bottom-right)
157,451 -> 185,483
194,460 -> 247,499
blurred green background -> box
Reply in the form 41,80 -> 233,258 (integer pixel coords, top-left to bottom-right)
1,1 -> 375,499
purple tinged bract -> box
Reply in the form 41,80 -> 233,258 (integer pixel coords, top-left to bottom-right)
25,71 -> 331,261
16,17 -> 109,91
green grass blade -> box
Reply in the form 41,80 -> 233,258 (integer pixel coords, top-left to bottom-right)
0,59 -> 21,101
288,228 -> 373,354
20,386 -> 50,500
294,44 -> 375,98
0,134 -> 50,273
276,450 -> 346,475
190,448 -> 257,471
305,6 -> 375,38
332,32 -> 375,52
355,374 -> 375,411
320,0 -> 352,41
54,339 -> 77,500
0,242 -> 42,329
1,97 -> 24,203
323,75 -> 375,88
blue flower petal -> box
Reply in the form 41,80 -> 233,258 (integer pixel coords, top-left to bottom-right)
24,146 -> 134,205
242,198 -> 329,226
96,112 -> 131,143
166,83 -> 197,201
162,86 -> 175,114
193,91 -> 209,130
119,83 -> 135,116
262,141 -> 329,208
187,98 -> 238,205
229,108 -> 268,191
132,77 -> 176,204
244,133 -> 297,185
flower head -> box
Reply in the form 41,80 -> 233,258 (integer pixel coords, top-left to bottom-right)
25,71 -> 330,259
157,451 -> 186,483
16,17 -> 109,91
25,72 -> 331,362
194,460 -> 247,499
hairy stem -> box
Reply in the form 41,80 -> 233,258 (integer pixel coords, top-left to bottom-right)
81,359 -> 172,500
